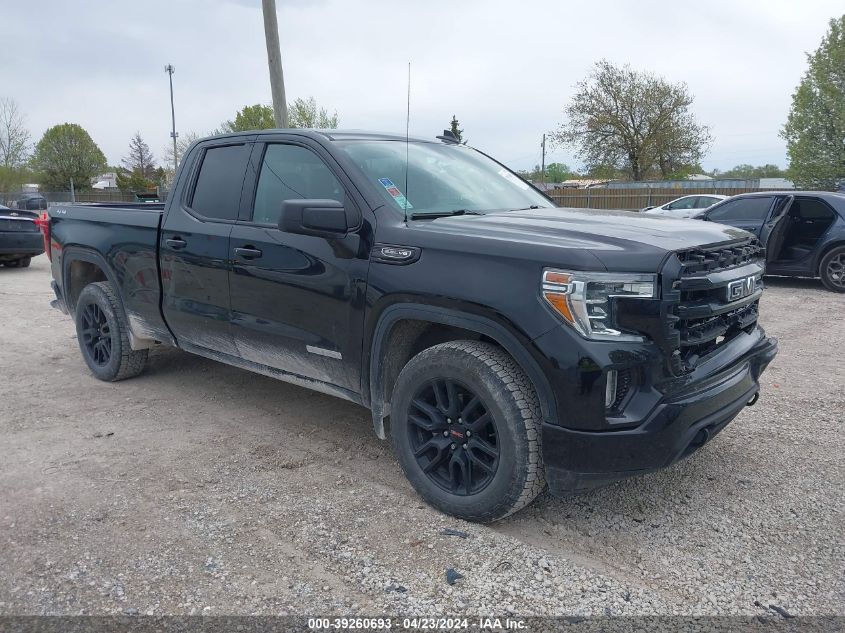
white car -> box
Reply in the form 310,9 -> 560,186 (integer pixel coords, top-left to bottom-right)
641,194 -> 728,218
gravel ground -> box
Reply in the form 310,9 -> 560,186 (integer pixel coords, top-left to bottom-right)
0,256 -> 843,618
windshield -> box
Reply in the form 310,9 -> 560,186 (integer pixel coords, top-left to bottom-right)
337,140 -> 551,216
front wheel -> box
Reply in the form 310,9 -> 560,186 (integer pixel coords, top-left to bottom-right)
74,281 -> 148,381
390,341 -> 545,522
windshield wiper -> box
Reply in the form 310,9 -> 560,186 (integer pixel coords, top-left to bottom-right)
508,205 -> 546,211
409,209 -> 484,220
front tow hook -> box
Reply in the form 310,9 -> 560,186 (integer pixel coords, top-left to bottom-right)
746,392 -> 760,407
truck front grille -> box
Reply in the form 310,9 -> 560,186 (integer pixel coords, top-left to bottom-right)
664,238 -> 765,373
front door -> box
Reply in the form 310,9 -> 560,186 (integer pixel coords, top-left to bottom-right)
227,139 -> 370,393
160,142 -> 252,356
704,196 -> 775,237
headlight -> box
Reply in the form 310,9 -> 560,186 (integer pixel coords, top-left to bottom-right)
542,269 -> 657,342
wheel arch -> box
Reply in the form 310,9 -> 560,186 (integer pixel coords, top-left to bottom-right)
366,303 -> 557,439
62,247 -> 115,316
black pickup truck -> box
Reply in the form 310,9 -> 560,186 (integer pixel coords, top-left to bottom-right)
43,130 -> 777,521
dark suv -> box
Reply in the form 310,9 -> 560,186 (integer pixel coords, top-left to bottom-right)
694,191 -> 845,292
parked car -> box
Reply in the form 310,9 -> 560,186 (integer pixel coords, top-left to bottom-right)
12,193 -> 48,212
0,204 -> 44,267
41,130 -> 777,522
641,194 -> 728,217
693,191 -> 845,292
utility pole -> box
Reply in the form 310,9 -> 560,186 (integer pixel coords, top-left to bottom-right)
541,134 -> 547,186
165,64 -> 178,172
262,0 -> 288,128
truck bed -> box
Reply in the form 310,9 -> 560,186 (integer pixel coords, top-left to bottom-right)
49,202 -> 172,347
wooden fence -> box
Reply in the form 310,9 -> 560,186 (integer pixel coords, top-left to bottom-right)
547,187 -> 777,211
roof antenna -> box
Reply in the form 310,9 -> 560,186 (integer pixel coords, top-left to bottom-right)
404,61 -> 411,223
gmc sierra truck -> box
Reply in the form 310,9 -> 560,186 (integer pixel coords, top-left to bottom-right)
42,130 -> 777,522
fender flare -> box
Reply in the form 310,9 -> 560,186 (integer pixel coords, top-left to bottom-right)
367,303 -> 558,439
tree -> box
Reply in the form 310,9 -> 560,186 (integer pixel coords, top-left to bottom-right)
545,162 -> 577,181
163,131 -> 201,168
288,97 -> 338,129
222,98 -> 339,133
781,16 -> 845,190
449,115 -> 464,143
0,97 -> 31,169
228,104 -> 275,132
31,123 -> 107,191
121,133 -> 156,179
551,60 -> 711,180
717,164 -> 787,179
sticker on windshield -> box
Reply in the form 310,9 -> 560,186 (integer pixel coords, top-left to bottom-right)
498,168 -> 530,190
378,178 -> 413,209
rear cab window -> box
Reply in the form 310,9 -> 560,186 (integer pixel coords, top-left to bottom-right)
188,144 -> 251,221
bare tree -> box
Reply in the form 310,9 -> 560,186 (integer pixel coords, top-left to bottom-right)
551,61 -> 711,180
0,97 -> 31,169
121,132 -> 156,179
162,131 -> 200,168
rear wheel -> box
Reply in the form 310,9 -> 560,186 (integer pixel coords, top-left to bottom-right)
75,281 -> 148,381
390,340 -> 545,522
18,256 -> 31,268
819,246 -> 845,293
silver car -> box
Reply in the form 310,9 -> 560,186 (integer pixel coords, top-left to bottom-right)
641,194 -> 728,218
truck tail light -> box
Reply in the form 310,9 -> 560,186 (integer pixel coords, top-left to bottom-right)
34,211 -> 51,261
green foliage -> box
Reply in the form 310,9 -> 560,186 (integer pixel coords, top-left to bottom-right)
223,98 -> 339,132
449,115 -> 464,143
31,123 -> 107,191
0,164 -> 41,193
116,169 -> 155,192
288,97 -> 339,129
518,162 -> 581,182
782,15 -> 845,190
551,60 -> 711,180
715,164 -> 787,179
226,104 -> 276,132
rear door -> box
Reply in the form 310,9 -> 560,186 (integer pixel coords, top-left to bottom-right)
703,196 -> 775,236
227,137 -> 370,393
160,141 -> 252,356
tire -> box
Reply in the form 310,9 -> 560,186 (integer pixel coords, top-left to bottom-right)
390,340 -> 545,522
74,281 -> 148,381
819,246 -> 845,293
18,256 -> 31,268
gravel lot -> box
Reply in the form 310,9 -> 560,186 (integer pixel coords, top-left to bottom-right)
1,256 -> 843,618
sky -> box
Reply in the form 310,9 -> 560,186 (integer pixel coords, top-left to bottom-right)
2,0 -> 842,174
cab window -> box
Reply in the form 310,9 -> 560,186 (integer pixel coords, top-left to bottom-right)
252,144 -> 345,225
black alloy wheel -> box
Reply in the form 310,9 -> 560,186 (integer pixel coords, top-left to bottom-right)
407,378 -> 499,496
74,281 -> 148,381
80,302 -> 113,366
822,250 -> 845,291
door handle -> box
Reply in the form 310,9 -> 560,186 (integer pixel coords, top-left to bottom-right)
165,237 -> 187,250
234,246 -> 263,259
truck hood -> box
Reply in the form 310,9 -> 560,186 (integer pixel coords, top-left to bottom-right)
408,208 -> 754,272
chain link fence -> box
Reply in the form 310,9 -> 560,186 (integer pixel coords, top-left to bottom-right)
1,190 -> 170,207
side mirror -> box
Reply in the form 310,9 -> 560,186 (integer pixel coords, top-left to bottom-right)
279,199 -> 351,238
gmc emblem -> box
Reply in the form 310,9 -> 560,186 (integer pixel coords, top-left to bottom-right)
727,275 -> 756,301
